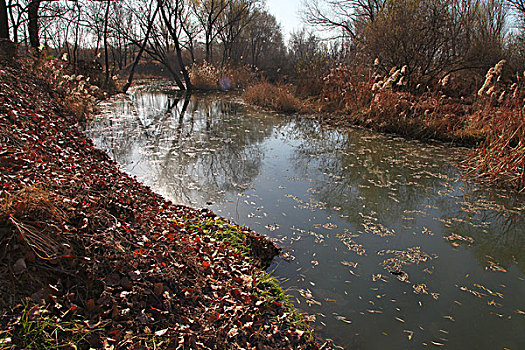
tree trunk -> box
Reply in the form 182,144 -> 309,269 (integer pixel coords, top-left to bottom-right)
8,0 -> 18,42
205,34 -> 211,63
103,0 -> 111,86
0,0 -> 8,40
159,1 -> 192,91
123,2 -> 160,93
28,0 -> 40,49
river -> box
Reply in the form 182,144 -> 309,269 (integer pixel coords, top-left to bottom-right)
88,89 -> 525,349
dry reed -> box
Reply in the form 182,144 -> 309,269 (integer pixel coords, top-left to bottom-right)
243,82 -> 302,113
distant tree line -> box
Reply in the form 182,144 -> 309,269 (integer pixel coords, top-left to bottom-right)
300,0 -> 525,91
2,0 -> 524,93
0,0 -> 287,91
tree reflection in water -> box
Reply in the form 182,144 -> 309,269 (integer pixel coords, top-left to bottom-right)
89,91 -> 278,206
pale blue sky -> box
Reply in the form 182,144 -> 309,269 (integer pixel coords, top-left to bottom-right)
266,0 -> 303,40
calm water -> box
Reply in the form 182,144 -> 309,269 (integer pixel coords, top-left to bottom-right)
88,90 -> 525,349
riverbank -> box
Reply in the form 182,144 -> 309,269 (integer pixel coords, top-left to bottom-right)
0,58 -> 333,349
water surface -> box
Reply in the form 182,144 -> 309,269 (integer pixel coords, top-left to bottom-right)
88,90 -> 525,349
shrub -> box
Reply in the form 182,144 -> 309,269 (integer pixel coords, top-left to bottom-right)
31,57 -> 105,121
243,82 -> 302,113
189,62 -> 220,90
320,65 -> 374,113
189,62 -> 256,91
466,80 -> 525,190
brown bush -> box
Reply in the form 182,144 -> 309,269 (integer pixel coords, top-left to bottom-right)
189,62 -> 220,90
190,62 -> 256,90
364,91 -> 473,141
31,57 -> 105,121
319,66 -> 374,113
466,82 -> 525,191
243,82 -> 302,113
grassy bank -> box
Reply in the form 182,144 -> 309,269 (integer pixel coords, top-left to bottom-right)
243,63 -> 525,192
0,57 -> 332,349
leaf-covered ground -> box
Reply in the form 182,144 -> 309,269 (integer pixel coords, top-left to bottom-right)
0,58 -> 335,349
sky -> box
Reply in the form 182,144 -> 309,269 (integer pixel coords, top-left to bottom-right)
265,0 -> 304,41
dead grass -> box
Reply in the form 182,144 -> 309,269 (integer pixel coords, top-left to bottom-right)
0,185 -> 66,260
243,82 -> 302,113
190,62 -> 255,91
189,62 -> 220,90
464,91 -> 525,190
319,66 -> 374,113
31,57 -> 105,122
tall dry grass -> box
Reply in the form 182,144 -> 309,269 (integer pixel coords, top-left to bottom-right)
0,185 -> 66,259
465,85 -> 525,190
189,62 -> 255,90
32,56 -> 105,121
319,65 -> 374,113
243,82 -> 302,113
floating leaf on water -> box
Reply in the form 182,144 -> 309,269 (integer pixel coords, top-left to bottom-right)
367,309 -> 383,314
348,269 -> 360,277
473,283 -> 504,298
444,233 -> 474,245
333,314 -> 352,324
422,227 -> 434,235
341,260 -> 358,268
323,222 -> 337,230
372,274 -> 385,282
485,260 -> 507,273
265,224 -> 279,231
403,330 -> 414,340
306,299 -> 322,306
413,283 -> 429,295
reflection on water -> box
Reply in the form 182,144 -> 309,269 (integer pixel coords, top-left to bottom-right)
89,90 -> 525,350
91,91 -> 278,206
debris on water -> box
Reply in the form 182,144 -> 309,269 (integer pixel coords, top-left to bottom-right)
444,233 -> 474,246
341,261 -> 358,268
333,314 -> 352,324
485,260 -> 507,272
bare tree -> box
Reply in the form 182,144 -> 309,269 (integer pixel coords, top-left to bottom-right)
179,8 -> 200,63
507,0 -> 525,15
1,0 -> 8,39
28,0 -> 40,48
302,0 -> 386,38
158,0 -> 192,89
507,0 -> 525,28
245,10 -> 282,68
122,1 -> 160,93
218,0 -> 260,65
191,0 -> 229,63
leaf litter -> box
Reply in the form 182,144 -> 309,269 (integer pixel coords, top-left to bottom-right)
0,60 -> 335,349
